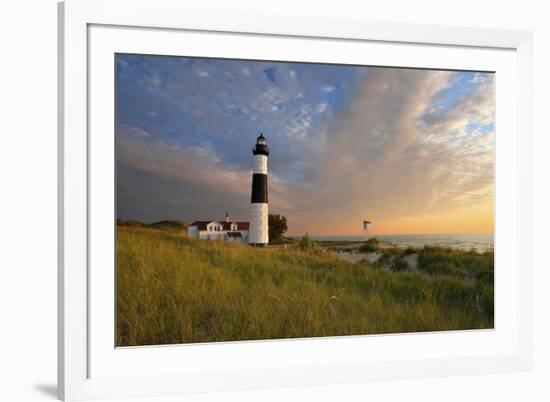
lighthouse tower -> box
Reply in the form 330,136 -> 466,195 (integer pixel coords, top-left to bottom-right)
249,133 -> 269,246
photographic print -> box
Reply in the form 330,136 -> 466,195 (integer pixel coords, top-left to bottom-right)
115,54 -> 494,347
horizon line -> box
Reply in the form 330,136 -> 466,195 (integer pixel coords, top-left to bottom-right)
287,232 -> 495,237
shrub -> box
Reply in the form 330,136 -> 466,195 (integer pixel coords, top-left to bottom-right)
358,238 -> 380,253
417,246 -> 493,280
391,257 -> 409,271
150,220 -> 188,232
476,270 -> 494,284
298,233 -> 318,250
116,218 -> 149,228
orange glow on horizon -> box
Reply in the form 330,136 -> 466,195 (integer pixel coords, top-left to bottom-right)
287,199 -> 494,236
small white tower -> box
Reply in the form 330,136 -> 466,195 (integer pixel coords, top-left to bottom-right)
249,134 -> 269,246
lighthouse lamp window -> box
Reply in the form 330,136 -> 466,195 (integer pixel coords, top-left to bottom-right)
115,53 -> 494,346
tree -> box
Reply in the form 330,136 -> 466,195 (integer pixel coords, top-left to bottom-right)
268,214 -> 288,242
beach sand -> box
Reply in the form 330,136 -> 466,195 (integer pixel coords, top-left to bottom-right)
333,249 -> 419,270
334,251 -> 382,264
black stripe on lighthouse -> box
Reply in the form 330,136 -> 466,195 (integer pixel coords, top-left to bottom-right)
251,173 -> 268,203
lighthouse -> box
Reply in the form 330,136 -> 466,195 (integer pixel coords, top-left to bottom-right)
249,133 -> 269,246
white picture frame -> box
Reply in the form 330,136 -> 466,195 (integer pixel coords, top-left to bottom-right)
58,0 -> 533,400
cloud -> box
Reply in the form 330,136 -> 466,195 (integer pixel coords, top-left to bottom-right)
316,103 -> 328,113
422,77 -> 494,137
265,69 -> 494,234
116,127 -> 251,222
469,72 -> 486,84
144,73 -> 162,87
115,55 -> 494,234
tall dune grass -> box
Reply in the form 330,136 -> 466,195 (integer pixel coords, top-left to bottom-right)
116,227 -> 493,346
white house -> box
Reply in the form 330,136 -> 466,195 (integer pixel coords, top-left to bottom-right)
187,213 -> 250,244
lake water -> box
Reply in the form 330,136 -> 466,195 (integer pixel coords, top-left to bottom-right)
289,233 -> 494,252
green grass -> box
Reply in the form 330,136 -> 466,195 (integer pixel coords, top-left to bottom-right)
297,233 -> 318,250
268,235 -> 298,245
149,219 -> 188,232
358,237 -> 380,253
116,227 -> 494,346
372,247 -> 406,268
418,246 -> 494,280
117,218 -> 188,232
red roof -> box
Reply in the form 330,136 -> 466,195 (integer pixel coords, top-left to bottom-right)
189,221 -> 210,230
189,220 -> 249,231
232,221 -> 250,230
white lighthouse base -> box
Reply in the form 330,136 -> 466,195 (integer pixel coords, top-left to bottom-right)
249,203 -> 268,245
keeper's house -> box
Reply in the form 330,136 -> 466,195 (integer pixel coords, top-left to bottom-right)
187,213 -> 250,243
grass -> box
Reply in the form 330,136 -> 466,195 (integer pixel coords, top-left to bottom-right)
116,227 -> 494,346
117,218 -> 188,232
297,233 -> 318,250
372,247 -> 406,268
358,237 -> 380,253
268,236 -> 298,245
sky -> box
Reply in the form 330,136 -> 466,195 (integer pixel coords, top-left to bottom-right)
116,54 -> 494,235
